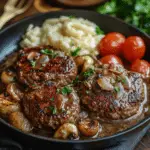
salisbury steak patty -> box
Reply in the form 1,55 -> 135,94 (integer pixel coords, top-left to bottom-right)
79,64 -> 147,121
17,46 -> 77,88
23,84 -> 80,129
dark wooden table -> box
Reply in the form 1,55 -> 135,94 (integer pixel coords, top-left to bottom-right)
0,0 -> 150,149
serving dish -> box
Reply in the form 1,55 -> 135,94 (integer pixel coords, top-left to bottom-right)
0,10 -> 150,149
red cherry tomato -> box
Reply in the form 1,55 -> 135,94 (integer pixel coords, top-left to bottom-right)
100,55 -> 123,65
98,32 -> 125,56
123,36 -> 146,62
130,59 -> 149,75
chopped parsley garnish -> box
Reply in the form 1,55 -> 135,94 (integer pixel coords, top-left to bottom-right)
69,15 -> 76,19
121,79 -> 126,84
50,97 -> 55,101
49,106 -> 57,114
71,47 -> 81,56
95,26 -> 104,35
30,60 -> 36,67
117,76 -> 126,84
40,49 -> 58,58
114,86 -> 120,93
83,68 -> 95,78
72,76 -> 81,84
61,86 -> 72,95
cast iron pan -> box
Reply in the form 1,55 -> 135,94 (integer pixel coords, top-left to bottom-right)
0,10 -> 150,150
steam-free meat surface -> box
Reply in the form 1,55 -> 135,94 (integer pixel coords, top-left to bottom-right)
17,46 -> 77,88
23,84 -> 80,129
79,64 -> 147,121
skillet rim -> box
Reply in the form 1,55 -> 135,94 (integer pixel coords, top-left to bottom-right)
0,9 -> 150,143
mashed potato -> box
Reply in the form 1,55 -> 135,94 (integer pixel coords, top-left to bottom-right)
20,16 -> 104,56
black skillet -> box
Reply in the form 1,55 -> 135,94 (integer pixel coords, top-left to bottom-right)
0,10 -> 150,150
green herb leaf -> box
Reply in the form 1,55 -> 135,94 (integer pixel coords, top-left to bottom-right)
83,68 -> 95,78
71,47 -> 81,56
30,60 -> 36,67
50,97 -> 55,101
122,79 -> 126,84
114,86 -> 120,93
49,106 -> 57,114
72,76 -> 80,84
40,49 -> 58,58
61,86 -> 72,95
96,0 -> 150,34
95,26 -> 104,35
69,15 -> 76,19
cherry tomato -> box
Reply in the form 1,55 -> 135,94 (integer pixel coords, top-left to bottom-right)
123,36 -> 146,62
100,55 -> 123,65
130,59 -> 149,75
98,32 -> 125,56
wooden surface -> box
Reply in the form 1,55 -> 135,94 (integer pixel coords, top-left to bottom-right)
0,0 -> 150,149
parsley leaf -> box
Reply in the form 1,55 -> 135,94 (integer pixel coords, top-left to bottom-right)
83,68 -> 95,78
72,76 -> 81,84
40,49 -> 58,58
61,86 -> 72,95
95,26 -> 104,35
114,86 -> 120,93
30,60 -> 36,67
50,97 -> 55,101
96,0 -> 150,34
69,15 -> 76,19
49,106 -> 57,114
71,47 -> 81,56
122,79 -> 126,84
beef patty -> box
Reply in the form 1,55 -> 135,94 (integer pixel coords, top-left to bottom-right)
79,64 -> 147,121
17,46 -> 77,88
23,84 -> 80,129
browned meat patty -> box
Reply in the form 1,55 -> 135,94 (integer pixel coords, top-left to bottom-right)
78,64 -> 147,121
23,84 -> 80,129
17,46 -> 77,88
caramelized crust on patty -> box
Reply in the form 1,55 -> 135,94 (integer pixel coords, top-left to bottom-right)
17,46 -> 77,88
23,84 -> 80,129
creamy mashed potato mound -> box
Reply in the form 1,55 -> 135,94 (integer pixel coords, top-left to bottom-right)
20,16 -> 104,56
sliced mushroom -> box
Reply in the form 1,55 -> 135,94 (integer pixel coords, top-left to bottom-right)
75,56 -> 94,72
35,55 -> 49,69
82,56 -> 94,72
1,70 -> 16,84
54,123 -> 79,139
120,74 -> 131,90
97,77 -> 114,91
6,83 -> 23,102
75,56 -> 85,66
78,119 -> 100,137
9,111 -> 32,132
0,95 -> 20,117
27,51 -> 40,61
